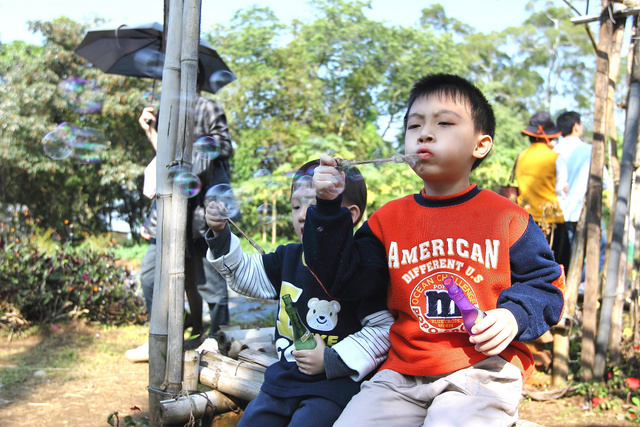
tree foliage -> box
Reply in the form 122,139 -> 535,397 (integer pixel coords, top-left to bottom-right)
0,18 -> 154,238
0,0 -> 608,242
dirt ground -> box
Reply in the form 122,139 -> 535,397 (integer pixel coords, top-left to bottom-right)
0,321 -> 636,427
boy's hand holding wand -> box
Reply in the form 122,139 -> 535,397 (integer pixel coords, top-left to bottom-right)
205,201 -> 265,254
314,154 -> 346,201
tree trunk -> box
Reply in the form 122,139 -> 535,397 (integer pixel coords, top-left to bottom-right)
594,14 -> 640,378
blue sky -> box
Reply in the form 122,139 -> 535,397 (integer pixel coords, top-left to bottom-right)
1,0 -> 533,45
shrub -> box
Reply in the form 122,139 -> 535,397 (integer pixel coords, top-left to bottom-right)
0,207 -> 146,330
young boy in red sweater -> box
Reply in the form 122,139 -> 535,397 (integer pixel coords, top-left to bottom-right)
303,74 -> 565,426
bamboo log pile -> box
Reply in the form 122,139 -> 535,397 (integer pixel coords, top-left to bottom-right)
217,326 -> 275,358
159,328 -> 278,426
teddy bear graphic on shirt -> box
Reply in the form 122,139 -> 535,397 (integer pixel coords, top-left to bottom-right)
306,298 -> 341,331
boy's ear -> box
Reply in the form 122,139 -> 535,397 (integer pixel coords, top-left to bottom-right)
346,204 -> 361,225
472,134 -> 493,160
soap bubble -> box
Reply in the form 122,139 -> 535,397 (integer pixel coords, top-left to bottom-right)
257,203 -> 275,224
292,175 -> 314,190
167,163 -> 189,182
133,48 -> 164,78
57,77 -> 104,114
208,70 -> 235,93
344,166 -> 365,182
42,124 -> 74,160
68,126 -> 111,164
204,184 -> 240,219
291,175 -> 315,204
174,172 -> 201,198
256,145 -> 277,165
142,91 -> 160,111
194,136 -> 222,160
253,169 -> 272,179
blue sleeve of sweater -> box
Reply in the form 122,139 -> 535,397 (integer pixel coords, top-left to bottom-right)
499,216 -> 565,341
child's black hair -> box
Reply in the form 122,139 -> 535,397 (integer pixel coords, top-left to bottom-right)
403,74 -> 495,169
291,160 -> 367,225
556,111 -> 581,137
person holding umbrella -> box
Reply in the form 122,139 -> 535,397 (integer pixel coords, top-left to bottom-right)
126,63 -> 233,361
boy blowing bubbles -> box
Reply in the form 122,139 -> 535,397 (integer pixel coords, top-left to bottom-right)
305,74 -> 565,426
205,161 -> 391,426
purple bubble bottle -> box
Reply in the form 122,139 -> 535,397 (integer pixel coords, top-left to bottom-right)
443,277 -> 486,334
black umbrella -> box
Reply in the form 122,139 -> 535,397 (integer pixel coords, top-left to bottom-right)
75,22 -> 235,94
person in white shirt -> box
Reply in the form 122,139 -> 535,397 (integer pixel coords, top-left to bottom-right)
554,111 -> 592,244
554,111 -> 610,282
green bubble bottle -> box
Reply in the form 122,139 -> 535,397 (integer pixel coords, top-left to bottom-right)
282,294 -> 316,350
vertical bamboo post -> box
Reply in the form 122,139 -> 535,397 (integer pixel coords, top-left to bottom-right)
163,0 -> 201,397
552,203 -> 588,385
182,350 -> 200,391
150,1 -> 184,424
581,0 -> 613,381
594,14 -> 640,378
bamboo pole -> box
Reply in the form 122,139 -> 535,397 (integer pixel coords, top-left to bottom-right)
595,14 -> 640,378
237,348 -> 279,368
200,350 -> 267,384
581,0 -> 613,381
601,11 -> 627,369
217,328 -> 274,356
159,390 -> 238,425
150,1 -> 184,424
552,202 -> 588,385
164,0 -> 202,397
199,366 -> 262,401
183,350 -> 200,391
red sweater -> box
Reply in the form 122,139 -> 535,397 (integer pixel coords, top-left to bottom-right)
304,185 -> 565,382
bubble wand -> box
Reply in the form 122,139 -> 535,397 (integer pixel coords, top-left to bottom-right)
333,154 -> 420,170
217,203 -> 266,255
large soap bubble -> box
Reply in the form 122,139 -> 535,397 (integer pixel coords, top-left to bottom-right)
204,184 -> 240,219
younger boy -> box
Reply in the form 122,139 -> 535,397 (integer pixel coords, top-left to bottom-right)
204,160 -> 392,427
303,74 -> 565,426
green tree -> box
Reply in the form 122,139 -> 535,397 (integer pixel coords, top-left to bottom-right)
204,0 -> 465,236
0,0 -> 614,243
0,18 -> 155,238
513,1 -> 595,112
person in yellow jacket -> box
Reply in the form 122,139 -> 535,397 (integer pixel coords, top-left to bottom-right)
515,111 -> 571,269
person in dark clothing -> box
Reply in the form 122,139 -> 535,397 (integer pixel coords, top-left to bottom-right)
126,67 -> 234,361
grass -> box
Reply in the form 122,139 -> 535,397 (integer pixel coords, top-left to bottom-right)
112,242 -> 148,263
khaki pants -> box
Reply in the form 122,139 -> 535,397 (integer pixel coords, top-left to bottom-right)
334,356 -> 522,427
